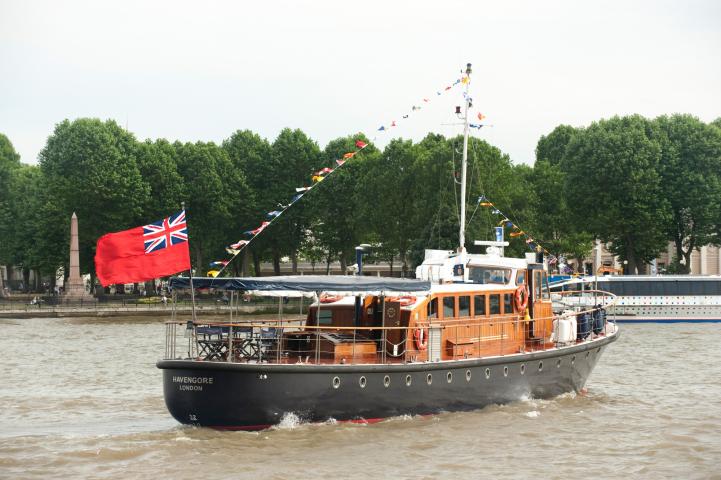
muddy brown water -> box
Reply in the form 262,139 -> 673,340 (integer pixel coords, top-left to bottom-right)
1,317 -> 719,479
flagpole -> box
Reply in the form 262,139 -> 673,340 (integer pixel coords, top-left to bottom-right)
182,201 -> 198,322
459,62 -> 472,253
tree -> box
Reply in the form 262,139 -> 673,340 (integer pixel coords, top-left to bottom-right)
654,114 -> 721,272
309,134 -> 377,272
530,158 -> 593,267
536,125 -> 578,166
222,130 -> 272,275
135,139 -> 185,221
406,133 -> 457,267
0,133 -> 22,292
39,119 -> 150,283
562,115 -> 669,274
361,137 -> 420,275
174,141 -> 249,273
6,165 -> 69,290
264,129 -> 322,274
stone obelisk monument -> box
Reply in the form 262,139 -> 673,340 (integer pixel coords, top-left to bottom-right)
64,212 -> 94,301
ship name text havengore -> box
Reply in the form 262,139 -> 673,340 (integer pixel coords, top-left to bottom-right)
173,376 -> 213,391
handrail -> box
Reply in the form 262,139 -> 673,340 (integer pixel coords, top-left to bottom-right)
162,300 -> 615,364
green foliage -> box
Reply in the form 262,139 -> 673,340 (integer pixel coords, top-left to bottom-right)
4,109 -> 721,288
135,139 -> 185,220
654,114 -> 721,272
310,134 -> 377,270
39,119 -> 150,277
0,133 -> 22,266
222,130 -> 274,273
562,115 -> 670,273
535,125 -> 578,166
174,141 -> 251,271
264,129 -> 323,271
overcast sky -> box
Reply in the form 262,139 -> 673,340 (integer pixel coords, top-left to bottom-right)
1,0 -> 720,166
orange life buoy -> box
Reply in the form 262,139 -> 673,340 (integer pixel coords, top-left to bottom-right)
320,294 -> 342,303
514,285 -> 529,311
414,327 -> 428,351
387,295 -> 417,307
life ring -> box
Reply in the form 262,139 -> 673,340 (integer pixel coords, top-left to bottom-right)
414,327 -> 428,351
514,285 -> 529,312
320,294 -> 342,303
387,295 -> 417,307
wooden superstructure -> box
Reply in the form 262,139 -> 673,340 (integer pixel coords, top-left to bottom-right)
301,253 -> 556,364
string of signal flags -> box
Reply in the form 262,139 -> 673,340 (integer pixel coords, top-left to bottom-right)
207,71 -> 492,278
476,194 -> 558,265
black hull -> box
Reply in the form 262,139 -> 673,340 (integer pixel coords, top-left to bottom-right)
158,331 -> 618,430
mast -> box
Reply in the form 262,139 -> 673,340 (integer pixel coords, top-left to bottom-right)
459,62 -> 472,253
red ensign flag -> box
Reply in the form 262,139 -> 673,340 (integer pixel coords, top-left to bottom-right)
95,211 -> 191,286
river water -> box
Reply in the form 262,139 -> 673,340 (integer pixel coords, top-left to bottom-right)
1,317 -> 719,479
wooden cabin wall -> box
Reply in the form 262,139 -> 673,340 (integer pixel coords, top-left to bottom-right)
306,305 -> 356,328
406,290 -> 526,362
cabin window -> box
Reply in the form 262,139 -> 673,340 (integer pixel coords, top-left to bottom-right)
468,267 -> 511,285
318,309 -> 333,325
443,297 -> 455,318
489,294 -> 501,315
427,297 -> 438,318
542,272 -> 551,300
503,293 -> 514,314
474,295 -> 486,316
533,270 -> 542,300
516,270 -> 526,285
459,296 -> 470,317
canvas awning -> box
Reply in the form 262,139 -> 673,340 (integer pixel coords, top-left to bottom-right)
169,275 -> 431,297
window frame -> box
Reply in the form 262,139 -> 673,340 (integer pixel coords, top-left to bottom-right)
489,294 -> 501,315
503,292 -> 514,314
427,297 -> 438,319
443,296 -> 456,319
458,295 -> 470,317
473,294 -> 486,316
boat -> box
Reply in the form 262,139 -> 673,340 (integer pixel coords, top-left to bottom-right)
156,63 -> 620,430
550,274 -> 721,323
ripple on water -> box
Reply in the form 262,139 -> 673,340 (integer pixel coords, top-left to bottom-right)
1,320 -> 721,479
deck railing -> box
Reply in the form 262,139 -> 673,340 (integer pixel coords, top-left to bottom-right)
163,303 -> 614,365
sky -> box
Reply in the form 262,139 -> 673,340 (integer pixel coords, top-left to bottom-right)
1,0 -> 720,166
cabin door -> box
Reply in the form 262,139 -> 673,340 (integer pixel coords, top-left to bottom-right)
383,300 -> 404,356
529,269 -> 543,338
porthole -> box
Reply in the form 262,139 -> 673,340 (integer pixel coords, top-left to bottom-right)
538,361 -> 543,372
465,369 -> 472,382
571,355 -> 576,365
405,374 -> 412,386
359,376 -> 367,388
383,375 -> 390,388
426,373 -> 433,385
503,366 -> 508,377
556,359 -> 561,368
485,368 -> 491,379
447,372 -> 453,383
586,351 -> 590,359
332,376 -> 341,389
520,364 -> 526,375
